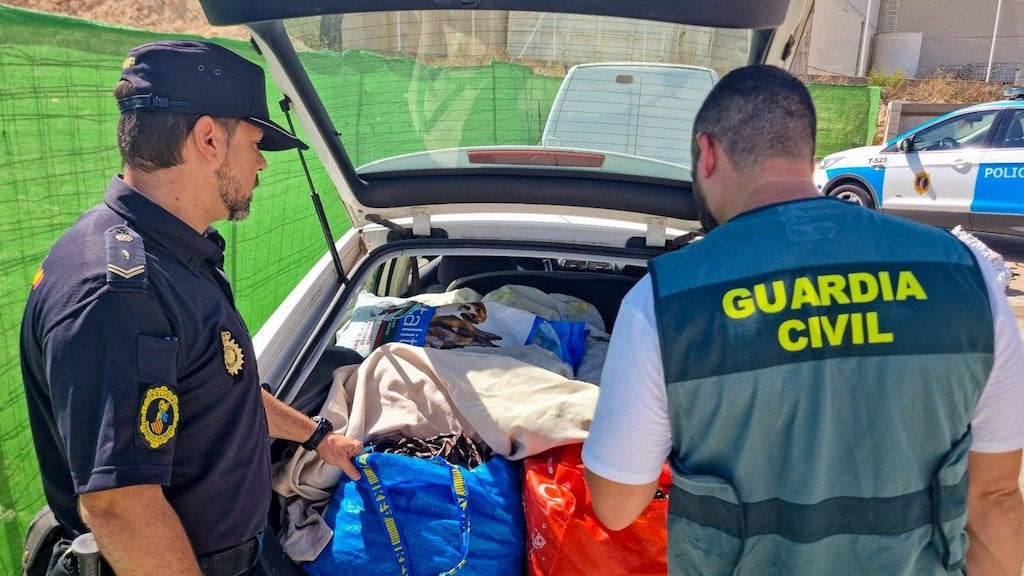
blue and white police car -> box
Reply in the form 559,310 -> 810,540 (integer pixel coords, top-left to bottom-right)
814,88 -> 1024,237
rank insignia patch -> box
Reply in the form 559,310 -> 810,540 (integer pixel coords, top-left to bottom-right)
221,330 -> 244,376
105,225 -> 148,290
139,385 -> 178,449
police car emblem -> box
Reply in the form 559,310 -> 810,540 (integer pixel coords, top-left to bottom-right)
221,330 -> 244,376
913,171 -> 930,195
138,386 -> 178,449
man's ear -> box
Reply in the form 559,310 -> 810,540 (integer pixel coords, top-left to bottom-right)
696,132 -> 717,179
188,116 -> 227,163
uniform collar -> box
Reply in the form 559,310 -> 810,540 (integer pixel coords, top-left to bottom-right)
104,175 -> 226,272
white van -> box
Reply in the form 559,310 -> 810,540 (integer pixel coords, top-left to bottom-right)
541,62 -> 719,166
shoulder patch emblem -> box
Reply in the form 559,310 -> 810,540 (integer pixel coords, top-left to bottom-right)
31,267 -> 44,290
105,225 -> 148,290
221,330 -> 244,376
139,385 -> 178,449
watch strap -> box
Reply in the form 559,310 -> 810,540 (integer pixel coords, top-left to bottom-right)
300,416 -> 333,451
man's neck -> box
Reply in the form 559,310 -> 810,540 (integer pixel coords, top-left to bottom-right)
124,166 -> 213,234
729,158 -> 819,219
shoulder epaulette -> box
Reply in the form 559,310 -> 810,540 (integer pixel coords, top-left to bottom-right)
105,225 -> 148,291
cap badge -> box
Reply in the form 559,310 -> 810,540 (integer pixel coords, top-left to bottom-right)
138,385 -> 178,449
122,56 -> 135,69
221,330 -> 244,376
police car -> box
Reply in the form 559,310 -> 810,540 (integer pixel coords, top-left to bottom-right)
814,88 -> 1024,237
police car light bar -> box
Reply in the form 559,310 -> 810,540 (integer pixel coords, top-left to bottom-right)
1004,87 -> 1024,100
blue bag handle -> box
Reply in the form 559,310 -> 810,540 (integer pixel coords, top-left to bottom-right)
356,453 -> 471,576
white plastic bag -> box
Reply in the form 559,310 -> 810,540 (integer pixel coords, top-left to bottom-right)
951,226 -> 1012,290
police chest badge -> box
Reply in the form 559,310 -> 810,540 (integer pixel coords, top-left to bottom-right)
221,330 -> 244,376
138,386 -> 178,449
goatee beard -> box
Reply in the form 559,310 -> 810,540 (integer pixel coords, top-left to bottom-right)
216,164 -> 252,221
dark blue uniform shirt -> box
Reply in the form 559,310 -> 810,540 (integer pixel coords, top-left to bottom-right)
21,176 -> 270,555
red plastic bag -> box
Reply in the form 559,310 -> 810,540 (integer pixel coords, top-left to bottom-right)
523,443 -> 671,576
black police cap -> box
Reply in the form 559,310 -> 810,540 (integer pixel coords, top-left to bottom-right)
117,40 -> 308,152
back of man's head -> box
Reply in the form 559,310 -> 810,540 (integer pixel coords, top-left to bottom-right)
692,65 -> 816,172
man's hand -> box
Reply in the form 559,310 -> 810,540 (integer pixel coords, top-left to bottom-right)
260,389 -> 364,480
316,433 -> 365,481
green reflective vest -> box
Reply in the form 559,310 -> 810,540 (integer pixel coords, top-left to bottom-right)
650,198 -> 993,575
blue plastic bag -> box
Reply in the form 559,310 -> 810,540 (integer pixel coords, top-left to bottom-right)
305,452 -> 525,576
527,318 -> 589,374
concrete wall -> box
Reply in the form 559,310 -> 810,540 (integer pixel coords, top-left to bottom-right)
319,11 -> 749,73
877,0 -> 1023,81
806,0 -> 875,76
804,0 -> 1022,82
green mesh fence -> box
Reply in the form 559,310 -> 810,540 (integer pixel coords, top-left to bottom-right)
0,5 -> 877,573
809,83 -> 883,157
0,7 -> 351,573
296,49 -> 560,168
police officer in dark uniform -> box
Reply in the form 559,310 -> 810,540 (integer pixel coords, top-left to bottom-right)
20,41 -> 363,576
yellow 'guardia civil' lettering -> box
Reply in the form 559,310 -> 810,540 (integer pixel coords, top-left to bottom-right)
778,312 -> 894,352
722,270 -> 927,319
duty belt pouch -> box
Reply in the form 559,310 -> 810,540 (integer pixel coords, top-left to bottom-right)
22,506 -> 65,576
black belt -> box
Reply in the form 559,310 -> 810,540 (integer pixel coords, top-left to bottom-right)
197,534 -> 261,576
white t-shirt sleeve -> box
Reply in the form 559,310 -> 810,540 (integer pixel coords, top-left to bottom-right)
966,245 -> 1024,453
582,275 -> 673,484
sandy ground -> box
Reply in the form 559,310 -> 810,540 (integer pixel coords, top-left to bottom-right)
2,0 -> 248,39
1009,260 -> 1024,324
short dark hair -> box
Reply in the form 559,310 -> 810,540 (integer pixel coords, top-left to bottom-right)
692,65 -> 816,171
114,80 -> 239,172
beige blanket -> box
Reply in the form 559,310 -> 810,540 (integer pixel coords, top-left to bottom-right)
273,342 -> 598,561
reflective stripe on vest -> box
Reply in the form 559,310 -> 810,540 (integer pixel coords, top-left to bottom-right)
668,471 -> 967,542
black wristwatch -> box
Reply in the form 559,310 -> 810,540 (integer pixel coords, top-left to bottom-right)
300,415 -> 333,451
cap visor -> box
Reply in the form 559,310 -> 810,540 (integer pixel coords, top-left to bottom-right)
245,117 -> 309,151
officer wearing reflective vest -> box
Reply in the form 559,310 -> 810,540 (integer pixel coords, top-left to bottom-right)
20,41 -> 363,576
583,65 -> 1024,575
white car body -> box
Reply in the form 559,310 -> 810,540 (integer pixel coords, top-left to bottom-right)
814,98 -> 1024,237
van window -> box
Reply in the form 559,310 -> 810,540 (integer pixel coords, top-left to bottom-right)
541,63 -> 718,167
